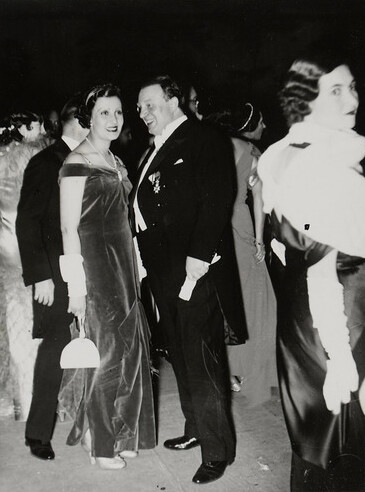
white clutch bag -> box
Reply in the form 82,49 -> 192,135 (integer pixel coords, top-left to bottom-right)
60,317 -> 100,369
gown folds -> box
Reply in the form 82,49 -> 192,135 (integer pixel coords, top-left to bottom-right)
58,161 -> 155,458
258,122 -> 365,486
227,138 -> 277,406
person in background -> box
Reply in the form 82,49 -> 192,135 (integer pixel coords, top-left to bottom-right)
43,108 -> 61,139
58,83 -> 155,470
258,55 -> 365,491
16,96 -> 88,460
0,111 -> 48,422
205,107 -> 277,403
238,102 -> 266,144
181,82 -> 203,120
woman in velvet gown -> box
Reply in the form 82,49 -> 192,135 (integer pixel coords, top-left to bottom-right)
58,84 -> 155,470
258,58 -> 365,491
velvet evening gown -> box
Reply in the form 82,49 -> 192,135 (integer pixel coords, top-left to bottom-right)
58,160 -> 155,458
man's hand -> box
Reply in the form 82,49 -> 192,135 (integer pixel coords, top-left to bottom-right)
186,256 -> 209,282
34,279 -> 55,306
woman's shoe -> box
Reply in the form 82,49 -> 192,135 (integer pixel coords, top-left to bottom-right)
236,376 -> 245,385
230,376 -> 241,392
118,450 -> 138,459
95,456 -> 126,470
81,429 -> 96,465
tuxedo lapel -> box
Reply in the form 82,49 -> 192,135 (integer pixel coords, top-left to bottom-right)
145,120 -> 190,177
54,138 -> 71,161
146,137 -> 179,176
130,144 -> 155,207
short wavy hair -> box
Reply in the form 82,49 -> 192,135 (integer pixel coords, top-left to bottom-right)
76,83 -> 122,129
0,111 -> 42,146
279,55 -> 349,126
140,75 -> 183,107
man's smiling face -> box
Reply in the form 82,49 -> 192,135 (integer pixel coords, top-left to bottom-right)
137,84 -> 175,136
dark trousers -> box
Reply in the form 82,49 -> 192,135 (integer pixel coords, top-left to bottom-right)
25,286 -> 72,443
148,271 -> 235,463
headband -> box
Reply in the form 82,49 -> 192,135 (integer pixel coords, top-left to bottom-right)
237,103 -> 254,132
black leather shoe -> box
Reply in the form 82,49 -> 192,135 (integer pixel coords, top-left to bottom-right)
25,437 -> 55,460
192,461 -> 227,484
164,435 -> 200,450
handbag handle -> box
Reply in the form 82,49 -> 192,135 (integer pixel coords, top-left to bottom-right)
76,316 -> 86,339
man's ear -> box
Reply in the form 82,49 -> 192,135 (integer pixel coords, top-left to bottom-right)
168,96 -> 179,112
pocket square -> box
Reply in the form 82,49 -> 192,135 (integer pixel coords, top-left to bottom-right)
173,158 -> 184,165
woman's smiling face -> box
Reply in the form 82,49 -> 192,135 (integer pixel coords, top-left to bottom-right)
91,96 -> 123,140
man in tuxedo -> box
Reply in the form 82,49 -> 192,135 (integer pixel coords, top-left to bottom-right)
132,75 -> 247,484
16,96 -> 88,460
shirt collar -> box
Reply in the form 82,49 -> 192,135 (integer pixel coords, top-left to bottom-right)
154,115 -> 187,150
62,135 -> 81,151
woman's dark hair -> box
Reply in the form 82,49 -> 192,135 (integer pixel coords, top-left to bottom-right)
279,54 -> 350,126
0,111 -> 42,146
235,103 -> 262,134
204,103 -> 262,138
76,83 -> 122,129
204,110 -> 236,136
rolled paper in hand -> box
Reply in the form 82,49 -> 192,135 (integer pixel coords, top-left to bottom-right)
133,237 -> 147,281
359,379 -> 365,415
179,278 -> 197,301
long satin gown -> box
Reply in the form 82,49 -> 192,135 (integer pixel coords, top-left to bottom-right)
58,160 -> 155,458
227,138 -> 277,406
0,139 -> 48,420
261,136 -> 365,490
272,211 -> 365,490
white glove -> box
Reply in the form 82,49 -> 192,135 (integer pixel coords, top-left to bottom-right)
59,254 -> 87,297
307,251 -> 358,415
323,354 -> 358,415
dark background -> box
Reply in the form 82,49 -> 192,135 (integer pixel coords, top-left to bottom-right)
1,0 -> 365,145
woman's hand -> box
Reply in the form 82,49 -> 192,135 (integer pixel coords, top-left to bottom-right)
254,239 -> 265,263
68,296 -> 86,318
323,356 -> 359,415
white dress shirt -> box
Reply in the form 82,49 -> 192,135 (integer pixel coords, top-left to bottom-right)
134,115 -> 187,232
61,135 -> 80,151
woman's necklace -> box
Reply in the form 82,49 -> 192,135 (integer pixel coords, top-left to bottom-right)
86,137 -> 122,181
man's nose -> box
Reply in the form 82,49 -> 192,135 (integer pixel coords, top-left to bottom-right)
139,106 -> 147,119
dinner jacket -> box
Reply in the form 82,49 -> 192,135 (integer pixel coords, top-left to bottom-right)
16,138 -> 72,337
130,118 -> 247,343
